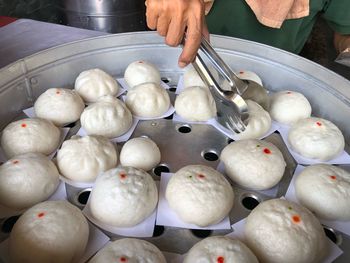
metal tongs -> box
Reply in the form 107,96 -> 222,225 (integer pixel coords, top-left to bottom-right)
192,37 -> 269,133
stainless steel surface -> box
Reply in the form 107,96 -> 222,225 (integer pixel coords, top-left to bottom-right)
62,0 -> 146,33
0,32 -> 350,262
0,19 -> 106,69
65,120 -> 296,253
199,36 -> 270,110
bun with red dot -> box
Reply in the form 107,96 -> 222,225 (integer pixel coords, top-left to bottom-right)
124,60 -> 161,89
74,68 -> 119,103
245,199 -> 326,263
34,88 -> 85,126
89,166 -> 158,227
237,70 -> 263,86
9,200 -> 89,263
220,139 -> 286,190
89,238 -> 166,263
288,117 -> 345,161
236,100 -> 272,140
295,164 -> 350,221
80,95 -> 132,138
165,165 -> 234,227
269,90 -> 312,125
0,153 -> 59,210
1,118 -> 61,158
57,135 -> 118,182
184,236 -> 258,263
125,83 -> 171,118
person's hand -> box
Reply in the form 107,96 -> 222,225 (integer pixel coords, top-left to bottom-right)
334,32 -> 350,53
146,0 -> 209,68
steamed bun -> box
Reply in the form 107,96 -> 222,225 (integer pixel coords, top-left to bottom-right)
34,88 -> 84,126
75,68 -> 119,103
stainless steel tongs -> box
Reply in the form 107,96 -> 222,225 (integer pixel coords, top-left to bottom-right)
191,37 -> 269,133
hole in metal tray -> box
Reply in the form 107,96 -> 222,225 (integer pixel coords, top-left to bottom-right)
241,194 -> 261,210
191,229 -> 212,238
1,215 -> 20,233
76,188 -> 91,206
153,225 -> 165,237
161,77 -> 170,83
323,226 -> 341,245
153,164 -> 170,176
169,87 -> 177,92
177,124 -> 191,134
201,150 -> 219,161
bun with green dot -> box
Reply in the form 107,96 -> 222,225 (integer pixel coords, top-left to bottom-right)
245,199 -> 326,263
166,165 -> 234,227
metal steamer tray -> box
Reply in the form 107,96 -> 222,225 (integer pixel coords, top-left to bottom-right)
0,32 -> 350,262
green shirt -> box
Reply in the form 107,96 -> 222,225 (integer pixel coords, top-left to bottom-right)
206,0 -> 350,53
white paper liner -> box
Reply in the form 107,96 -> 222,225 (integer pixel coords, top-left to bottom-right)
58,174 -> 95,189
115,79 -> 128,97
277,123 -> 350,165
0,221 -> 110,263
156,173 -> 231,230
77,117 -> 139,143
285,164 -> 350,236
132,105 -> 175,121
22,107 -> 36,118
0,180 -> 67,219
163,251 -> 185,263
173,113 -> 279,141
210,118 -> 279,141
175,75 -> 184,94
82,183 -> 159,238
0,127 -> 69,163
227,218 -> 343,263
216,161 -> 279,197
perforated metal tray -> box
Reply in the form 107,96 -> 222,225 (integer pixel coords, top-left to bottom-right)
0,32 -> 349,262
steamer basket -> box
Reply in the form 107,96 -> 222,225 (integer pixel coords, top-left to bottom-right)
0,32 -> 349,262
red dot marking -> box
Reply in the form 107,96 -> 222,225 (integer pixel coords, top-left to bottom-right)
138,61 -> 143,63
120,257 -> 127,262
56,91 -> 61,95
21,123 -> 27,128
239,71 -> 244,74
286,91 -> 292,94
37,212 -> 45,218
12,160 -> 19,164
330,175 -> 337,180
198,174 -> 205,179
263,148 -> 271,154
217,256 -> 224,263
292,215 -> 301,223
119,173 -> 127,179
316,121 -> 322,126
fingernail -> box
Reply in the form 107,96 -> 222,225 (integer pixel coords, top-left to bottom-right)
178,62 -> 187,68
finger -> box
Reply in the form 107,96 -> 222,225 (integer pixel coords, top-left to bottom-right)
166,14 -> 187,47
146,0 -> 159,30
156,15 -> 171,37
202,20 -> 210,42
178,18 -> 202,67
